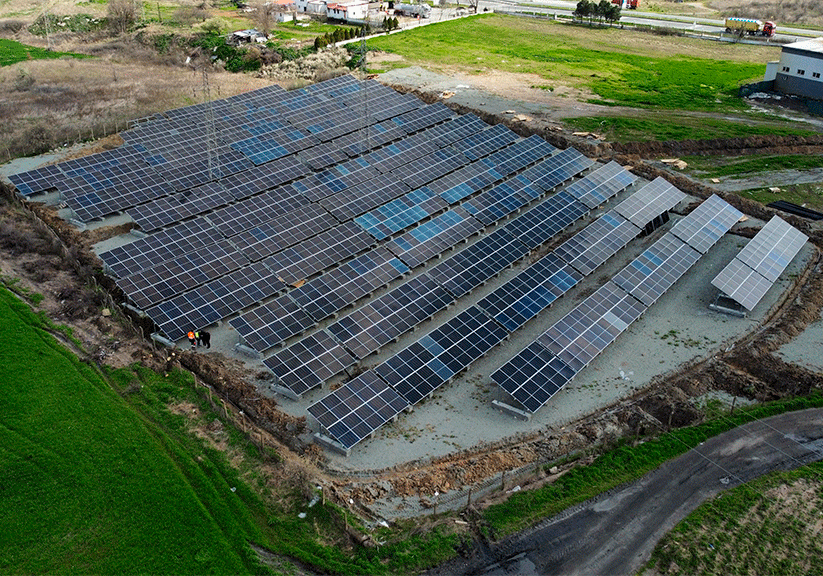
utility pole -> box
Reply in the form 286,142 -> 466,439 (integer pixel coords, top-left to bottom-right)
357,16 -> 371,155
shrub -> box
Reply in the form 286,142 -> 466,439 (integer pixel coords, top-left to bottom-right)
107,0 -> 136,35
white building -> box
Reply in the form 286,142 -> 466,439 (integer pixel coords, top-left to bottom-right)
764,37 -> 823,100
294,0 -> 368,21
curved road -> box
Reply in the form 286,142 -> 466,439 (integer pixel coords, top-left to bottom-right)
428,408 -> 823,575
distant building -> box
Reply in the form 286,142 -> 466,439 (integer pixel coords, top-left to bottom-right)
764,37 -> 823,100
294,0 -> 368,21
229,28 -> 268,44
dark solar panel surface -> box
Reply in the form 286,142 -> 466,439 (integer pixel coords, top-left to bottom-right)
263,330 -> 356,397
385,207 -> 483,269
229,294 -> 315,352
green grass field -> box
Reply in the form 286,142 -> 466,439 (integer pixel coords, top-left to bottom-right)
647,461 -> 823,575
0,39 -> 87,67
683,154 -> 823,177
364,15 -> 769,113
566,116 -> 816,142
0,286 -> 265,574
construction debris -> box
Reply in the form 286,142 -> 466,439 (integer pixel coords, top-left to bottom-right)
661,158 -> 688,170
439,91 -> 455,99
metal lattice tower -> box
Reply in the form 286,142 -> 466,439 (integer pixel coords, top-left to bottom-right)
358,19 -> 371,155
201,66 -> 219,182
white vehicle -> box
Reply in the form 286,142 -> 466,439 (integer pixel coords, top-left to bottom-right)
394,2 -> 432,18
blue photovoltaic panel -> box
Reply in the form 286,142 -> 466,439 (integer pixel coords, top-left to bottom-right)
613,176 -> 686,228
374,306 -> 508,405
307,371 -> 410,449
355,187 -> 448,240
390,147 -> 470,191
503,191 -> 589,250
563,160 -> 638,209
147,260 -> 285,341
518,147 -> 594,194
427,228 -> 530,299
491,342 -> 576,414
538,281 -> 646,373
451,123 -> 520,161
612,233 -> 701,307
669,194 -> 742,254
117,239 -> 249,310
385,207 -> 484,269
327,274 -> 454,360
233,203 -> 338,262
321,172 -> 411,221
553,211 -> 641,276
290,247 -> 410,321
461,174 -> 542,225
477,254 -> 583,332
229,294 -> 316,352
263,330 -> 356,397
733,215 -> 807,283
711,257 -> 775,312
433,158 -> 504,204
127,181 -> 233,233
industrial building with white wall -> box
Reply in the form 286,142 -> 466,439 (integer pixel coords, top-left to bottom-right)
764,37 -> 823,100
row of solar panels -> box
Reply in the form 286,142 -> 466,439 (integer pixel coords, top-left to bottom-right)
306,195 -> 744,451
100,119 -> 594,343
711,215 -> 807,311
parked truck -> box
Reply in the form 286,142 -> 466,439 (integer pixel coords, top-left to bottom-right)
611,0 -> 639,9
393,2 -> 432,18
724,17 -> 776,37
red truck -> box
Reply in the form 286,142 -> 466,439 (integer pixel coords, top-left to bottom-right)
611,0 -> 639,8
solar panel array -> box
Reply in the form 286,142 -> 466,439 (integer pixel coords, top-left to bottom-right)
711,215 -> 806,310
492,195 -> 742,415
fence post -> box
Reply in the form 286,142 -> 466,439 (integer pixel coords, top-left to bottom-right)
500,469 -> 506,492
466,487 -> 472,509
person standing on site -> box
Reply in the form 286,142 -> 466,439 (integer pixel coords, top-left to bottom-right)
187,330 -> 197,350
200,331 -> 211,349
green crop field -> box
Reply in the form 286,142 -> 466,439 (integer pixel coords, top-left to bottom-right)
365,15 -> 771,113
0,39 -> 87,67
0,286 -> 265,574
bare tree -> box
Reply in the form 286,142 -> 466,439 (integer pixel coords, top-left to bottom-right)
107,0 -> 137,35
255,1 -> 275,35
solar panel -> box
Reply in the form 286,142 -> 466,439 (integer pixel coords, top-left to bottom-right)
390,147 -> 470,190
117,239 -> 249,310
206,183 -> 308,237
503,191 -> 589,250
385,207 -> 484,269
9,163 -> 65,196
229,294 -> 316,352
451,123 -> 520,161
127,181 -> 233,233
321,172 -> 411,221
355,187 -> 448,241
733,216 -> 807,282
518,147 -> 594,194
307,371 -> 409,450
263,330 -> 356,397
298,157 -> 379,202
374,306 -> 508,405
427,228 -> 530,299
553,211 -> 641,276
612,233 -> 701,306
147,260 -> 285,341
613,177 -> 686,227
462,174 -> 542,225
290,247 -> 410,321
711,257 -> 775,311
233,203 -> 338,262
710,215 -> 806,311
221,155 -> 308,200
327,274 -> 453,360
563,160 -> 638,209
670,194 -> 743,254
491,342 -> 576,413
263,222 -> 375,286
432,157 -> 505,204
477,254 -> 583,331
538,281 -> 646,373
99,217 -> 222,278
391,102 -> 455,134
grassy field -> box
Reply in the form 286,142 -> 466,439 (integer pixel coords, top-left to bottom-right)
566,116 -> 817,141
365,15 -> 774,113
0,286 -> 268,573
645,461 -> 823,575
684,154 -> 823,177
0,38 -> 87,67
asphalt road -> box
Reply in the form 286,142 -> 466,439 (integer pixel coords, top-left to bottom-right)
429,408 -> 823,576
484,0 -> 822,42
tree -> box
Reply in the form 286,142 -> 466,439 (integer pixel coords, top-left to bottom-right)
573,0 -> 592,22
606,4 -> 621,25
597,0 -> 611,23
254,1 -> 275,35
107,0 -> 136,35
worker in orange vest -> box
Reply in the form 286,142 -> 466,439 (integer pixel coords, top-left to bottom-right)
187,330 -> 196,350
